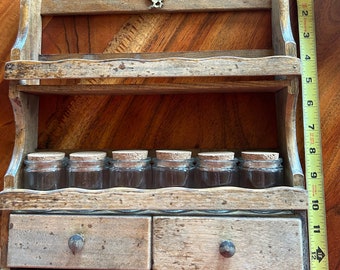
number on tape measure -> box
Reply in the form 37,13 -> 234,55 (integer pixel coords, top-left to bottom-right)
297,0 -> 329,269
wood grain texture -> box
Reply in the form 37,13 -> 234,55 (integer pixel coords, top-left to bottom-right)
0,1 -> 18,190
0,186 -> 308,211
314,1 -> 340,268
153,216 -> 304,269
40,0 -> 272,15
36,9 -> 276,153
4,55 -> 301,79
0,0 -> 339,269
7,214 -> 151,269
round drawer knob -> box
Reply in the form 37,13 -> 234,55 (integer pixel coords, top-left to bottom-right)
219,240 -> 236,258
68,234 -> 85,255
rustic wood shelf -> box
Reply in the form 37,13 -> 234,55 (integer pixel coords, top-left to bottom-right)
0,186 -> 308,211
5,55 -> 300,80
40,0 -> 273,15
17,80 -> 291,95
1,0 -> 309,269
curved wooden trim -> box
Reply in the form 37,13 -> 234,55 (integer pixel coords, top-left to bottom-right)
285,79 -> 304,186
5,0 -> 42,188
272,0 -> 297,56
10,0 -> 42,61
0,186 -> 308,211
10,0 -> 30,60
276,80 -> 304,187
4,84 -> 39,189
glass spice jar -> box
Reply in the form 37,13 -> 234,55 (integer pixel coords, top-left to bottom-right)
152,150 -> 195,188
109,150 -> 151,188
24,151 -> 67,190
196,151 -> 239,188
67,151 -> 107,189
239,151 -> 283,189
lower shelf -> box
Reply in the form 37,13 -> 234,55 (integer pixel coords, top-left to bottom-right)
0,186 -> 308,211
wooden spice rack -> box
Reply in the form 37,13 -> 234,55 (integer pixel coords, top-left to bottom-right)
1,0 -> 309,269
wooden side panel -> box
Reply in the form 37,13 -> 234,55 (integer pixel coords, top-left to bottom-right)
276,85 -> 304,187
4,86 -> 39,189
0,211 -> 10,269
153,216 -> 304,270
7,214 -> 151,269
4,0 -> 42,188
11,0 -> 42,61
271,0 -> 296,56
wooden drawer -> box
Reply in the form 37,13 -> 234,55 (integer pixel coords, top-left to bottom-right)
153,216 -> 304,269
7,214 -> 151,269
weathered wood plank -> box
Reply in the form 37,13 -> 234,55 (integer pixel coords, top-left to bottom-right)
276,84 -> 304,187
272,0 -> 297,56
39,49 -> 274,61
153,216 -> 304,269
0,186 -> 308,211
8,214 -> 151,269
41,0 -> 272,15
5,56 -> 301,80
17,80 -> 290,95
0,211 -> 10,268
5,0 -> 41,190
10,0 -> 42,61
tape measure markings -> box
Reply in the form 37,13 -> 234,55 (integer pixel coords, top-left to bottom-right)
297,0 -> 329,269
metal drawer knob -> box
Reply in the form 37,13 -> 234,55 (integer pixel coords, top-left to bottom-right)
219,240 -> 236,258
68,234 -> 85,255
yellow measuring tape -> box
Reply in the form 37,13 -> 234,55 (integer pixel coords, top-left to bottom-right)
296,0 -> 329,269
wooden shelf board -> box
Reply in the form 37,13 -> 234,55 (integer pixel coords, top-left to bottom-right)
41,0 -> 272,15
38,50 -> 274,61
16,80 -> 291,95
5,55 -> 300,80
0,186 -> 308,211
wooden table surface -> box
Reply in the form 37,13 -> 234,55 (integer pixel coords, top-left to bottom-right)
0,0 -> 339,269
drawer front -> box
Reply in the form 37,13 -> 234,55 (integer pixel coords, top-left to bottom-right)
8,214 -> 151,269
153,216 -> 304,270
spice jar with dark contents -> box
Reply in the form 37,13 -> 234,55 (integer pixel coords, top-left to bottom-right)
109,150 -> 151,188
239,151 -> 283,188
196,151 -> 239,188
67,151 -> 107,189
152,150 -> 195,188
24,151 -> 67,190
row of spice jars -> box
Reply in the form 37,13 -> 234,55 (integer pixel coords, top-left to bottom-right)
23,150 -> 284,191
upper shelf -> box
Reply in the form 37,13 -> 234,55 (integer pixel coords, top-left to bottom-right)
5,52 -> 301,80
5,0 -> 299,81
